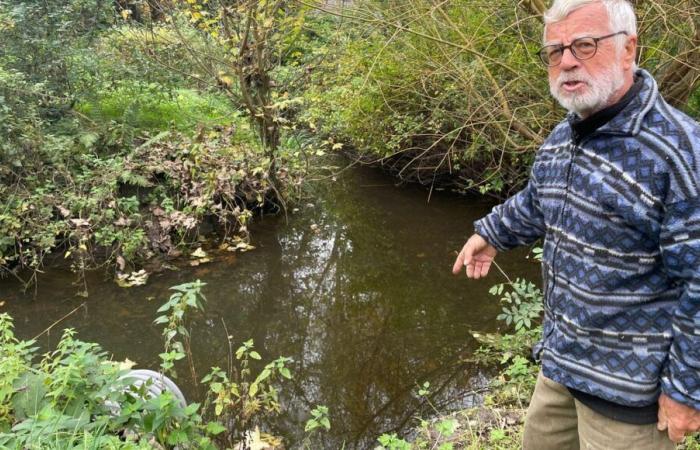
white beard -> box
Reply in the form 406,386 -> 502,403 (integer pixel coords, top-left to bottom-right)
549,60 -> 624,116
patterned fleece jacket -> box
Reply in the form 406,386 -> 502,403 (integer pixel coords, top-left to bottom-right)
474,69 -> 700,410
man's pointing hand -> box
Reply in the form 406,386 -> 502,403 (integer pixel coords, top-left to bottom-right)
452,234 -> 498,279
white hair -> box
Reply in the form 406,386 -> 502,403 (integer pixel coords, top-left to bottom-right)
543,0 -> 637,49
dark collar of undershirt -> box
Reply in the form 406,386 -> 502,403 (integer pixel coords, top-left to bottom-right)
568,75 -> 644,144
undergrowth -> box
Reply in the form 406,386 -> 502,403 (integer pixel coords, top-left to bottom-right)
0,281 -> 329,449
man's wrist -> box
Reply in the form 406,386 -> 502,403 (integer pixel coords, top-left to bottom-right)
472,219 -> 506,252
661,374 -> 700,412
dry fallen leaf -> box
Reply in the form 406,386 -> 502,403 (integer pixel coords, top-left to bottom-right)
119,358 -> 137,371
191,247 -> 208,259
116,269 -> 149,288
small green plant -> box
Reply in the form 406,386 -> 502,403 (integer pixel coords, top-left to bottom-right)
200,338 -> 294,448
154,280 -> 207,383
305,405 -> 331,433
490,278 -> 543,331
417,381 -> 430,397
377,433 -> 413,450
489,428 -> 507,443
480,278 -> 544,406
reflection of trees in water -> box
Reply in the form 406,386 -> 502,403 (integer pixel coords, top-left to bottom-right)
2,166 -> 531,448
248,181 -> 489,448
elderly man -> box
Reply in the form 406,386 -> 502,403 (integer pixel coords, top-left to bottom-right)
452,0 -> 700,448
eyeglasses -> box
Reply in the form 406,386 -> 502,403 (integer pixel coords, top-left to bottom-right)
538,31 -> 628,67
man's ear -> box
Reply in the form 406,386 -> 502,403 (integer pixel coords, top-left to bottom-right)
623,35 -> 638,70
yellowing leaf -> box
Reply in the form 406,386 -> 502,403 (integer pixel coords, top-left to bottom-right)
191,247 -> 208,259
245,427 -> 273,450
119,358 -> 137,370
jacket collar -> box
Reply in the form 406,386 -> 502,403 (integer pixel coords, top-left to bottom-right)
565,68 -> 658,138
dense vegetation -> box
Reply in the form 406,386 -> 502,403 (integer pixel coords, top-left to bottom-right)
2,0 -> 700,447
0,281 -> 330,449
302,0 -> 700,197
1,0 -> 698,281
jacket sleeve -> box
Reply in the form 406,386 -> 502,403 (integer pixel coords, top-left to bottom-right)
659,198 -> 700,410
473,175 -> 546,252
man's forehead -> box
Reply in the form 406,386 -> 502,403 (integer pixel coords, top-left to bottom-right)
544,2 -> 610,43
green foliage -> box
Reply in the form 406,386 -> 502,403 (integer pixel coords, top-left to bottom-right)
0,0 -> 113,98
304,405 -> 331,433
0,125 -> 294,285
200,341 -> 294,446
377,433 -> 412,450
301,0 -> 547,195
476,279 -> 543,406
77,84 -> 239,133
0,313 -> 218,449
0,0 -> 306,283
688,87 -> 700,119
302,0 -> 700,197
0,66 -> 45,172
490,279 -> 544,331
0,281 -> 338,448
155,280 -> 207,377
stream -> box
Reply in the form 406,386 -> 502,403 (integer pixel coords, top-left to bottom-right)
0,163 -> 540,448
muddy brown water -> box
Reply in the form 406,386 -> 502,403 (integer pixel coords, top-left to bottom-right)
0,164 -> 540,449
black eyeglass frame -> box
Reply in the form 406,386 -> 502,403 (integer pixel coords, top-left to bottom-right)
537,31 -> 629,67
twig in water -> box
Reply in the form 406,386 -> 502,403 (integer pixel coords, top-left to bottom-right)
32,302 -> 87,341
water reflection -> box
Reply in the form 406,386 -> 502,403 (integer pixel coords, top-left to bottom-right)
0,164 -> 540,448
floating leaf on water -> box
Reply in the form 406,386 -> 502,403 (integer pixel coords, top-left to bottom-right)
119,358 -> 137,371
469,330 -> 503,347
191,247 -> 208,259
232,242 -> 255,252
116,269 -> 149,288
189,257 -> 212,266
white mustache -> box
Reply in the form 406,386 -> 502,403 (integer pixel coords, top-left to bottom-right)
556,72 -> 592,87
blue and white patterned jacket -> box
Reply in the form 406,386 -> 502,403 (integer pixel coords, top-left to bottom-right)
474,69 -> 700,410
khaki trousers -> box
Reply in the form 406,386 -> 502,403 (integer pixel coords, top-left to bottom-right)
522,372 -> 675,450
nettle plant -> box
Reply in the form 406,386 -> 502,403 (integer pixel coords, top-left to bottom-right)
0,280 -> 331,449
0,313 -> 218,449
153,280 -> 309,448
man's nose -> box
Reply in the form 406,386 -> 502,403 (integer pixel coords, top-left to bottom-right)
559,47 -> 580,71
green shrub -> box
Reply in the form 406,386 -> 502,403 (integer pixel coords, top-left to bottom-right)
302,0 -> 700,197
0,127 -> 295,285
0,313 -> 217,449
0,281 -> 314,449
